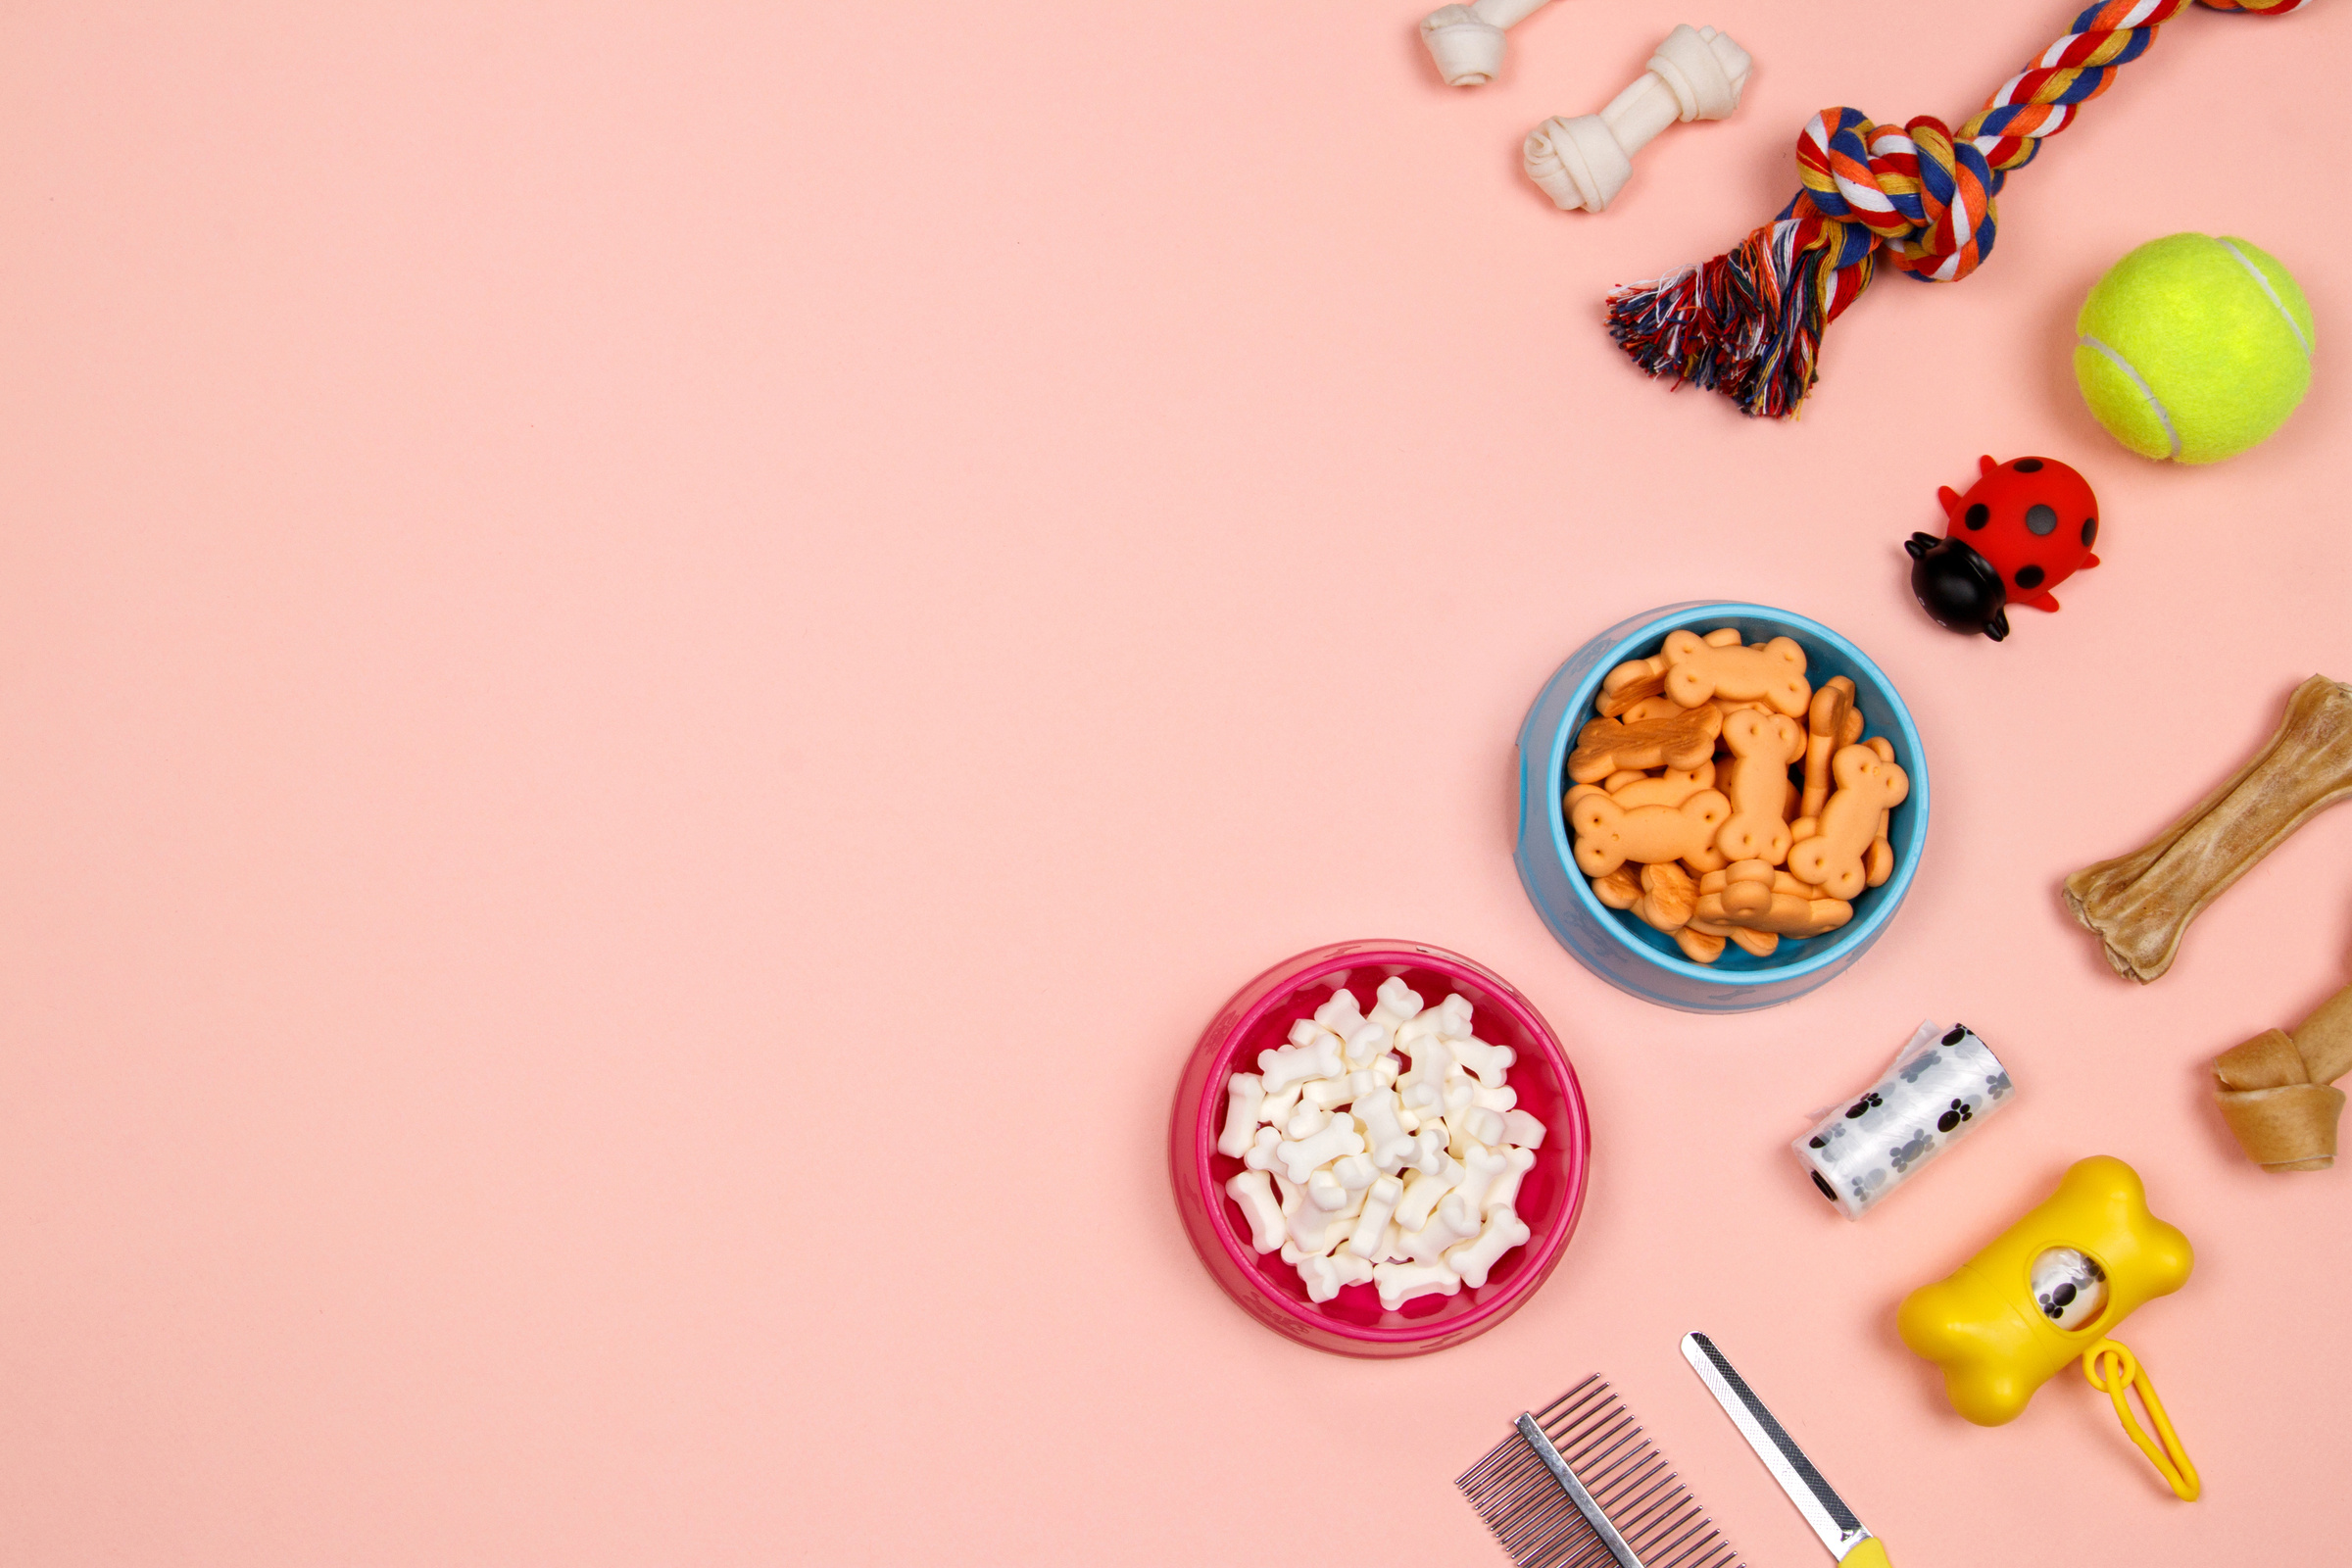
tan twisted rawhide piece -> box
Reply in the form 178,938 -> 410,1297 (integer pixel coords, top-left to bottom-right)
2065,677 -> 2352,982
2215,982 -> 2352,1171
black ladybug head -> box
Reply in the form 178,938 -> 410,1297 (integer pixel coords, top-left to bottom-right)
1904,533 -> 2011,642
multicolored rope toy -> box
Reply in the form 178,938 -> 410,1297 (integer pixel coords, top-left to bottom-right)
1605,0 -> 2312,419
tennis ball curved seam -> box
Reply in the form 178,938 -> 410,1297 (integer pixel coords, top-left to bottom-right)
2218,237 -> 2312,357
2077,332 -> 2179,460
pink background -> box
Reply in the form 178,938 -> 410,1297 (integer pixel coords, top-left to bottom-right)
3,2 -> 2348,1563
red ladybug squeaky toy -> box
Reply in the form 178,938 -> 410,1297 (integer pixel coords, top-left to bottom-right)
1904,456 -> 2101,641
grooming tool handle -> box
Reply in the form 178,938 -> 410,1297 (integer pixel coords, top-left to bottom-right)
1843,1541 -> 1893,1568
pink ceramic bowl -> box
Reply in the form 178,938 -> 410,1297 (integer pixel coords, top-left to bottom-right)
1169,940 -> 1591,1357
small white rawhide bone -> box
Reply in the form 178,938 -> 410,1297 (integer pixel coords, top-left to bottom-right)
1523,24 -> 1751,214
1419,0 -> 1552,88
2065,676 -> 2352,983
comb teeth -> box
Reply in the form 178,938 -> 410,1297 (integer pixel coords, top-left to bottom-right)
1456,1376 -> 1743,1568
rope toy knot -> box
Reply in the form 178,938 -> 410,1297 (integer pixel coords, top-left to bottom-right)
1797,110 -> 2001,282
1605,0 -> 2313,417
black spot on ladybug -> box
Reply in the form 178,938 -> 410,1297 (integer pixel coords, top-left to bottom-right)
2024,503 -> 2058,536
1940,1026 -> 1967,1046
1963,504 -> 1989,530
2082,516 -> 2098,546
2015,564 -> 2046,589
1811,1170 -> 1838,1202
2013,458 -> 2044,472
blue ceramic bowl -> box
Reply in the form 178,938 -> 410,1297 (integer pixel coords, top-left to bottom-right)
1512,603 -> 1930,1013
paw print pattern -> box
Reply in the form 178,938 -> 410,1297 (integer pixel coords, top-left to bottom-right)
1886,1130 -> 1934,1173
1936,1098 -> 1975,1133
1844,1092 -> 1885,1120
1984,1070 -> 2012,1100
1941,1024 -> 1970,1048
1896,1053 -> 1942,1086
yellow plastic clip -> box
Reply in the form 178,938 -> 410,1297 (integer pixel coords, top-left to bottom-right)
2082,1339 -> 2199,1501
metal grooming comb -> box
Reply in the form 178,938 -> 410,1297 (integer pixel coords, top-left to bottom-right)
1456,1375 -> 1744,1568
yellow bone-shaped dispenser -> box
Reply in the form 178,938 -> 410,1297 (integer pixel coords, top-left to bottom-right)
1898,1156 -> 2191,1427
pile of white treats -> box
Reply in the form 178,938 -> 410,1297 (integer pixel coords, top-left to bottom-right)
1219,976 -> 1546,1311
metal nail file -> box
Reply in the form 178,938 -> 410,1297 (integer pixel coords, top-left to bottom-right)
1680,1332 -> 1896,1568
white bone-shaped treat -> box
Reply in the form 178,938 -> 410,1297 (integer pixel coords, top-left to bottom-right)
1277,1119 -> 1366,1184
1456,1106 -> 1508,1152
1256,1082 -> 1302,1128
1372,1055 -> 1400,1090
1344,1021 -> 1394,1071
1242,1125 -> 1282,1172
1297,1249 -> 1376,1303
1431,993 -> 1475,1041
1375,1258 -> 1463,1310
1218,1072 -> 1266,1158
1368,977 -> 1425,1035
1347,1174 -> 1405,1259
1285,1105 -> 1331,1141
1399,1031 -> 1456,1095
1308,1169 -> 1349,1211
1450,1034 -> 1516,1088
1314,989 -> 1366,1040
1449,1141 -> 1512,1214
1331,1152 -> 1377,1193
1443,1077 -> 1476,1120
1486,1144 -> 1539,1215
1259,1029 -> 1345,1094
1301,1073 -> 1358,1112
1403,1192 -> 1483,1266
1288,1191 -> 1353,1255
1419,0 -> 1552,88
1382,1222 -> 1412,1263
1395,1155 -> 1465,1231
1356,1089 -> 1419,1173
1471,1084 -> 1518,1114
1406,1124 -> 1451,1175
1446,1205 -> 1533,1288
1288,1018 -> 1345,1055
1522,24 -> 1752,213
1227,1169 -> 1286,1254
1501,1108 -> 1547,1149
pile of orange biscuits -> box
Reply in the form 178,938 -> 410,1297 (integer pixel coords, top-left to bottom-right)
1565,628 -> 1912,964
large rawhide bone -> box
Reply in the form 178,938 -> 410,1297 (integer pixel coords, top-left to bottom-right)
2065,677 -> 2352,983
2214,981 -> 2352,1172
1419,0 -> 1551,88
1523,24 -> 1751,214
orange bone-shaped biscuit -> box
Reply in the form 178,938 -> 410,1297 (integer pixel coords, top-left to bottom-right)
1602,627 -> 1740,699
1715,710 -> 1803,865
1788,743 -> 1910,899
1864,736 -> 1896,887
1661,629 -> 1810,716
1692,886 -> 1852,938
1570,789 -> 1731,877
1801,676 -> 1859,819
1700,861 -> 1823,915
1675,924 -> 1726,963
1631,861 -> 1697,932
1568,762 -> 1718,815
1588,864 -> 1642,909
1567,706 -> 1722,785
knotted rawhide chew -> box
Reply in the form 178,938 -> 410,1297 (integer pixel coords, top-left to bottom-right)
2215,982 -> 2352,1171
1604,0 -> 2312,418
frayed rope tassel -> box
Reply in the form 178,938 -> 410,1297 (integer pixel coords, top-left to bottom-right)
1605,0 -> 2311,419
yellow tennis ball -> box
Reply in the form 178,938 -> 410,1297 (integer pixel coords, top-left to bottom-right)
2074,232 -> 2314,465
